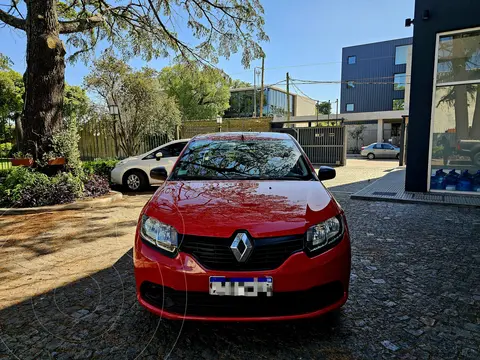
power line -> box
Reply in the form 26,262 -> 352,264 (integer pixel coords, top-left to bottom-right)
228,55 -> 404,76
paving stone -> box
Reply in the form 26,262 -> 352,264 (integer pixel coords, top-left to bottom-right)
1,165 -> 480,360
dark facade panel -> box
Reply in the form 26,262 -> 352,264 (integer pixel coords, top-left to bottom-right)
340,37 -> 413,113
405,0 -> 480,192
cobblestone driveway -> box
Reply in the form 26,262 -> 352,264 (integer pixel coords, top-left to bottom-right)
1,160 -> 479,359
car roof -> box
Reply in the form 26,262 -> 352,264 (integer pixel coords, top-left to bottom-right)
192,132 -> 292,141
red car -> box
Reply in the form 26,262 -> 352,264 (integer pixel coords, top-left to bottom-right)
134,132 -> 351,321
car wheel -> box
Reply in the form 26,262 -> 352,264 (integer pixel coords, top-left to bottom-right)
473,153 -> 480,167
367,153 -> 375,160
123,170 -> 147,191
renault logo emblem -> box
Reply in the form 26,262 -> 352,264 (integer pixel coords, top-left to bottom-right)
230,232 -> 253,262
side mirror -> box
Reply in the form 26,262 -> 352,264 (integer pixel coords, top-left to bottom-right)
155,152 -> 163,161
150,166 -> 168,181
317,166 -> 336,181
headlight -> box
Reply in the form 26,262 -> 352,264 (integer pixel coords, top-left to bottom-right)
306,216 -> 343,253
141,215 -> 178,253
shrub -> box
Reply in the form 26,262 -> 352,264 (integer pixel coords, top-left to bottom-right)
0,142 -> 13,157
0,168 -> 12,179
0,167 -> 83,208
82,159 -> 119,181
83,174 -> 110,198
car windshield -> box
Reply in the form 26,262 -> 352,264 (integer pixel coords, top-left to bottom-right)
170,138 -> 314,181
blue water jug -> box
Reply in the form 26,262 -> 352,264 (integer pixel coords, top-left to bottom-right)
444,169 -> 459,191
473,170 -> 480,192
456,170 -> 473,192
430,169 -> 447,190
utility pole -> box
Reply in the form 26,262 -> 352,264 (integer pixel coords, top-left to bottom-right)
286,72 -> 290,122
335,98 -> 339,123
259,57 -> 265,117
253,69 -> 256,118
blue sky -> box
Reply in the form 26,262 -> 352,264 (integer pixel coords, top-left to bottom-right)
0,0 -> 414,105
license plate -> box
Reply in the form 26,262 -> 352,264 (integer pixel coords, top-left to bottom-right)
209,276 -> 273,297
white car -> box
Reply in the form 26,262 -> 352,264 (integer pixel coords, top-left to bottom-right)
111,139 -> 190,191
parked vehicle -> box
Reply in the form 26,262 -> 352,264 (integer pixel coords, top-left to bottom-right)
457,140 -> 480,167
110,139 -> 190,191
134,132 -> 351,321
360,143 -> 400,160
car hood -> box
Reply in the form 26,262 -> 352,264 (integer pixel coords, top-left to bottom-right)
145,180 -> 341,238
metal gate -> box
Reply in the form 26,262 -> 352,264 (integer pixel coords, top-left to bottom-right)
275,126 -> 346,166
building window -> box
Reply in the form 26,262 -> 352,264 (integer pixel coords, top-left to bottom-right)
346,103 -> 354,112
346,81 -> 355,89
394,73 -> 407,90
347,56 -> 356,65
429,28 -> 480,193
395,45 -> 409,65
392,99 -> 405,110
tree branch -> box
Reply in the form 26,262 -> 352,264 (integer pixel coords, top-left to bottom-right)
0,8 -> 25,30
59,15 -> 104,34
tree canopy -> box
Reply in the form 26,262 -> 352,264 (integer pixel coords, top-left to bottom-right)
0,1 -> 267,67
85,54 -> 181,156
159,64 -> 231,120
0,0 -> 267,160
316,101 -> 332,115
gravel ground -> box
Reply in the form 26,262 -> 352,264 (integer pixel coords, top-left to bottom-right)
1,160 -> 479,360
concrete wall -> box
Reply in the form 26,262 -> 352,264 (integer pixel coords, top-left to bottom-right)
294,95 -> 317,116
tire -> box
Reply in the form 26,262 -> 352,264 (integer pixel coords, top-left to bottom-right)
123,170 -> 147,191
367,153 -> 375,160
473,152 -> 480,167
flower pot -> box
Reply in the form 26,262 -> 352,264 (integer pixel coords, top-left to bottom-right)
47,157 -> 66,166
11,158 -> 34,167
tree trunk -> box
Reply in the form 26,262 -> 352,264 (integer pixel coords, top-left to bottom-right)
471,85 -> 480,139
14,113 -> 23,151
23,0 -> 65,159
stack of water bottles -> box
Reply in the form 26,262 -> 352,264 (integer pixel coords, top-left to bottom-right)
430,169 -> 480,192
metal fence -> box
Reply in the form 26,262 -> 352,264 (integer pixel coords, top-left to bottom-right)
275,126 -> 347,166
78,120 -> 170,160
0,158 -> 12,170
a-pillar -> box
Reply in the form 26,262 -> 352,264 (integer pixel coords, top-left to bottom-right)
377,119 -> 384,143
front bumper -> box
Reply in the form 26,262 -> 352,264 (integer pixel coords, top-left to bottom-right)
134,232 -> 351,321
110,166 -> 125,185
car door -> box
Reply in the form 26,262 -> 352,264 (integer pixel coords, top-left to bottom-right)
146,142 -> 188,184
381,143 -> 396,158
373,143 -> 384,158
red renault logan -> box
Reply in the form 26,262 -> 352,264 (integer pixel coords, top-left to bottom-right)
134,132 -> 351,321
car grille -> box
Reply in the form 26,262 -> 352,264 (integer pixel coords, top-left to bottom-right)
178,234 -> 305,271
141,281 -> 344,317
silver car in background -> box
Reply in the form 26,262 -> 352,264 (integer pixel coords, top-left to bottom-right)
360,143 -> 400,160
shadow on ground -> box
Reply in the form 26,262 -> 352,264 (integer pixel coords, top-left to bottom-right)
0,249 -> 355,360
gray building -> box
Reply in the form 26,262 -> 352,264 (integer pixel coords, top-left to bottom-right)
341,37 -> 413,113
338,37 -> 413,152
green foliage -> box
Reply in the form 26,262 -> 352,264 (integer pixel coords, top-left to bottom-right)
0,67 -> 24,143
50,116 -> 82,174
228,78 -> 252,89
53,1 -> 268,68
63,85 -> 89,119
82,159 -> 119,182
0,168 -> 12,178
0,142 -> 12,157
0,54 -> 12,70
0,167 -> 83,208
85,54 -> 181,156
316,101 -> 332,115
159,64 -> 230,120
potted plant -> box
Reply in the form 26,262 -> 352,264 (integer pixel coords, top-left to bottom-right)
11,152 -> 34,167
47,157 -> 66,166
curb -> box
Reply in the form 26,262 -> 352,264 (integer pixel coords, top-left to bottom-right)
0,191 -> 123,215
350,193 -> 480,208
